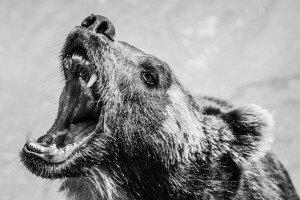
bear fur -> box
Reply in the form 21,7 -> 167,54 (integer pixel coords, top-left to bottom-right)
21,15 -> 299,200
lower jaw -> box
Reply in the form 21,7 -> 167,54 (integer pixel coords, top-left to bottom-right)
23,122 -> 98,164
20,150 -> 84,179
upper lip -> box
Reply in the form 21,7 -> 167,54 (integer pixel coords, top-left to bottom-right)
62,33 -> 99,88
63,35 -> 87,59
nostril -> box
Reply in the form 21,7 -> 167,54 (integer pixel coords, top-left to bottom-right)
81,15 -> 115,41
81,15 -> 96,28
96,21 -> 108,34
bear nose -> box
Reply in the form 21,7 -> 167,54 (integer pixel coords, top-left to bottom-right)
81,14 -> 115,41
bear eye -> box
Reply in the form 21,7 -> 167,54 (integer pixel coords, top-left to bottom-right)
142,72 -> 158,86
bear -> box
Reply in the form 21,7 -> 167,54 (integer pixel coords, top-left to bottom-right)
20,14 -> 299,200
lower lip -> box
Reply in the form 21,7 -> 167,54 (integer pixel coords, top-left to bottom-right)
23,130 -> 97,164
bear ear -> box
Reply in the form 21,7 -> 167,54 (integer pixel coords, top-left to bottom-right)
223,104 -> 274,163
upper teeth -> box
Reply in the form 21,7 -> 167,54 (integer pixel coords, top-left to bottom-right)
63,55 -> 98,88
26,133 -> 36,143
72,54 -> 84,61
87,73 -> 97,88
69,54 -> 91,66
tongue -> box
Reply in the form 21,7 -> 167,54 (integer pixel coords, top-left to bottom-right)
64,121 -> 97,145
38,75 -> 97,145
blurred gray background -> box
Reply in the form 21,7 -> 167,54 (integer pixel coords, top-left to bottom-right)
1,0 -> 299,199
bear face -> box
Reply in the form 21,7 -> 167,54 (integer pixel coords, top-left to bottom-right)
20,15 -> 299,200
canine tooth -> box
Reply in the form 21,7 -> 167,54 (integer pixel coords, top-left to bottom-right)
87,73 -> 97,88
26,133 -> 36,144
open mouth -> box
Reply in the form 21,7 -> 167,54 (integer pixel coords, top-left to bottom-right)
23,37 -> 103,163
